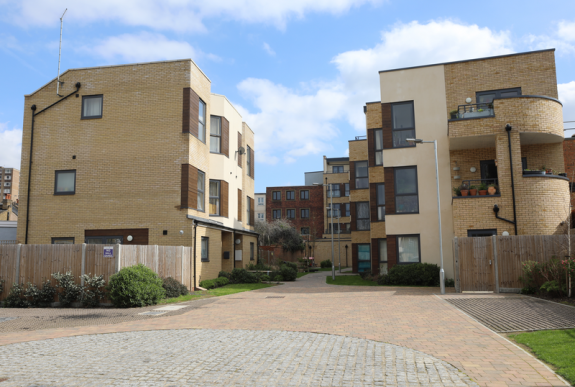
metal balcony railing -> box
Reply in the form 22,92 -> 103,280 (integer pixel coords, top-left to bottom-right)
454,178 -> 499,196
453,103 -> 494,119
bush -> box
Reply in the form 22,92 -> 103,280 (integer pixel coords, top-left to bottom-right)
282,261 -> 298,271
162,277 -> 188,299
274,275 -> 283,282
320,260 -> 332,268
218,271 -> 231,279
81,274 -> 106,307
379,263 -> 441,287
107,264 -> 165,307
444,278 -> 455,288
199,279 -> 217,289
246,262 -> 272,271
215,277 -> 229,287
279,265 -> 297,281
4,283 -> 28,308
229,268 -> 258,284
261,274 -> 270,282
52,272 -> 82,307
540,280 -> 564,297
24,281 -> 57,307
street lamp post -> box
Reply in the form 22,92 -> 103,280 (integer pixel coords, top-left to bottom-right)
336,212 -> 341,273
314,182 -> 335,281
407,138 -> 445,295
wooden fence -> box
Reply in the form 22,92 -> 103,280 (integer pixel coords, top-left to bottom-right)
0,244 -> 194,300
453,235 -> 573,293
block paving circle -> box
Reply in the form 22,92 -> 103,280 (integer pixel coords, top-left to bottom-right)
0,329 -> 477,386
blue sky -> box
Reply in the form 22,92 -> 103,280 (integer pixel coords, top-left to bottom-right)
1,0 -> 575,193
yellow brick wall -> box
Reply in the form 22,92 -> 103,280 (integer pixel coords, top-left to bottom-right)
369,166 -> 384,183
351,230 -> 370,244
450,148 -> 497,189
521,143 -> 564,174
370,222 -> 386,238
349,140 -> 368,162
350,189 -> 369,202
221,232 -> 234,273
313,238 -> 351,267
365,102 -> 382,129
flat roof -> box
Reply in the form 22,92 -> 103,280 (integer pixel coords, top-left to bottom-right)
304,171 -> 323,174
378,49 -> 555,74
326,157 -> 349,162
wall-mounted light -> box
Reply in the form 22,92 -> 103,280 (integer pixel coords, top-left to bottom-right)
502,231 -> 510,236
179,230 -> 184,235
127,235 -> 133,242
466,97 -> 472,103
470,167 -> 477,173
235,239 -> 241,245
453,166 -> 460,171
454,175 -> 461,180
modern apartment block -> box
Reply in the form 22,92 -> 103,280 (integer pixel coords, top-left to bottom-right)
350,49 -> 568,276
321,157 -> 351,236
255,193 -> 266,222
0,167 -> 19,201
17,59 -> 257,284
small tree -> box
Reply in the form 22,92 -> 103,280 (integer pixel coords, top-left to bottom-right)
255,218 -> 304,253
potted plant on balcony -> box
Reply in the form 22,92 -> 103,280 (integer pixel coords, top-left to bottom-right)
453,186 -> 461,196
478,182 -> 487,196
487,184 -> 498,195
469,185 -> 478,196
450,110 -> 458,119
559,172 -> 567,177
459,183 -> 469,197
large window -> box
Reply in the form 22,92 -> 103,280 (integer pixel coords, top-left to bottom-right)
345,203 -> 350,217
391,102 -> 415,148
52,237 -> 74,244
394,167 -> 418,213
358,244 -> 371,273
355,161 -> 368,189
272,191 -> 281,201
333,165 -> 344,173
300,190 -> 309,200
250,242 -> 254,261
344,183 -> 350,197
273,209 -> 281,219
258,197 -> 264,205
210,116 -> 221,153
247,145 -> 252,177
379,239 -> 388,274
374,129 -> 383,165
198,99 -> 206,143
301,208 -> 309,219
209,180 -> 220,215
81,95 -> 103,119
201,237 -> 209,262
327,184 -> 340,198
356,202 -> 370,230
476,87 -> 521,104
397,235 -> 420,263
327,203 -> 340,218
286,190 -> 295,200
377,183 -> 385,221
54,170 -> 76,195
286,209 -> 295,219
197,170 -> 205,211
467,229 -> 497,237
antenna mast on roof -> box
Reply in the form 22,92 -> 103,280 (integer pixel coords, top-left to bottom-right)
56,8 -> 67,97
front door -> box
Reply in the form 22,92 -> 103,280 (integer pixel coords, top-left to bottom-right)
480,160 -> 497,184
357,244 -> 371,273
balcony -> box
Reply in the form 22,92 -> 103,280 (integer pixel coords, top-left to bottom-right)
453,179 -> 500,198
451,103 -> 494,120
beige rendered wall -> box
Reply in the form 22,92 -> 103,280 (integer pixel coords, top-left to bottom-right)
241,122 -> 256,232
379,65 -> 455,278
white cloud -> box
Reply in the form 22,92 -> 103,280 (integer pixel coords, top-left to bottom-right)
526,20 -> 575,55
559,82 -> 575,137
3,0 -> 382,32
557,21 -> 575,42
263,42 -> 276,57
0,123 -> 23,169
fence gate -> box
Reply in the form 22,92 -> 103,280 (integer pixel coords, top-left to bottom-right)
456,237 -> 495,292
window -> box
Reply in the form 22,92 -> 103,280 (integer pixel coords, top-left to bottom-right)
355,161 -> 368,189
377,183 -> 385,221
476,87 -> 521,105
273,209 -> 281,219
197,170 -> 205,211
258,197 -> 264,205
356,202 -> 370,230
327,203 -> 340,218
344,223 -> 351,233
374,129 -> 383,165
344,183 -> 350,197
201,237 -> 209,262
4,182 -> 10,186
247,145 -> 252,177
391,102 -> 415,148
272,191 -> 281,201
4,175 -> 10,180
397,235 -> 420,263
52,237 -> 74,244
250,242 -> 254,260
198,99 -> 206,143
327,223 -> 342,234
286,209 -> 295,219
394,167 -> 418,213
286,191 -> 295,200
300,190 -> 309,200
210,116 -> 221,153
301,227 -> 309,235
358,244 -> 371,272
81,95 -> 103,119
3,189 -> 9,193
258,213 -> 264,219
247,198 -> 251,225
467,229 -> 497,237
209,180 -> 220,215
301,208 -> 309,219
379,239 -> 388,274
54,170 -> 76,195
333,165 -> 344,173
327,184 -> 341,198
345,203 -> 350,217
85,236 -> 122,244
5,169 -> 11,173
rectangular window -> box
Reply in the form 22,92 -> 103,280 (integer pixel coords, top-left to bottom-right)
85,236 -> 123,244
210,116 -> 221,153
286,209 -> 295,219
198,99 -> 206,143
377,183 -> 385,221
272,191 -> 281,201
333,166 -> 344,173
301,227 -> 309,235
54,170 -> 76,195
258,197 -> 264,205
467,229 -> 497,237
197,170 -> 205,211
52,237 -> 74,244
356,202 -> 370,230
201,237 -> 209,262
301,208 -> 309,218
327,203 -> 340,218
286,191 -> 295,200
358,244 -> 371,273
250,242 -> 254,261
345,203 -> 350,217
345,223 -> 351,233
355,161 -> 369,189
391,102 -> 415,148
379,239 -> 388,274
344,183 -> 350,197
4,176 -> 10,180
397,235 -> 420,263
258,213 -> 264,219
328,223 -> 342,234
247,197 -> 252,225
209,180 -> 220,215
273,209 -> 281,219
327,184 -> 341,198
374,129 -> 383,165
247,145 -> 252,177
394,167 -> 418,213
476,87 -> 521,104
81,95 -> 103,119
300,190 -> 309,200
4,182 -> 10,186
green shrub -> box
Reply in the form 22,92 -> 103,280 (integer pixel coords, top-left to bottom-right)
199,279 -> 217,289
81,274 -> 106,307
320,260 -> 332,268
162,277 -> 188,299
274,275 -> 283,282
379,263 -> 441,287
107,264 -> 165,307
282,262 -> 298,271
261,274 -> 270,282
521,286 -> 537,294
229,268 -> 258,284
279,265 -> 297,281
540,280 -> 564,297
24,280 -> 57,307
52,272 -> 82,307
215,277 -> 229,287
445,278 -> 455,287
218,271 -> 231,279
4,283 -> 28,308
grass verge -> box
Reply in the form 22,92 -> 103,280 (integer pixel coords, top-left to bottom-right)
509,329 -> 575,385
159,283 -> 274,304
326,275 -> 379,286
297,272 -> 309,278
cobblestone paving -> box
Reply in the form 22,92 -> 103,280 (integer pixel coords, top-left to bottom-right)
445,296 -> 575,332
0,329 -> 477,387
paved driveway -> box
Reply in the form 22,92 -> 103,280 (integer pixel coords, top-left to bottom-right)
0,272 -> 568,386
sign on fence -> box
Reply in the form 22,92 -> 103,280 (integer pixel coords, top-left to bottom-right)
103,246 -> 114,258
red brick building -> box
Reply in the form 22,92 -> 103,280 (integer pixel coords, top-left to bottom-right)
266,185 -> 324,239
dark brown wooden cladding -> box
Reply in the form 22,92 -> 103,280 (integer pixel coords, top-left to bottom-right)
384,167 -> 395,214
181,164 -> 198,209
352,243 -> 358,273
222,117 -> 230,157
371,238 -> 380,275
367,129 -> 376,167
85,229 -> 148,245
182,88 -> 200,138
349,161 -> 355,190
350,202 -> 357,231
381,103 -> 392,149
387,235 -> 397,269
250,147 -> 255,179
221,180 -> 229,218
370,183 -> 378,221
250,197 -> 255,225
238,189 -> 242,221
237,132 -> 243,167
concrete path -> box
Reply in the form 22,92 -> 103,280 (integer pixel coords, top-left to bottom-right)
0,272 -> 568,386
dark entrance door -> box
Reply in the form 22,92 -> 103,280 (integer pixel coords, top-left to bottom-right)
480,160 -> 497,184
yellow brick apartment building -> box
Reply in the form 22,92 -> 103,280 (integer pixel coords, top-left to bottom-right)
18,59 -> 258,284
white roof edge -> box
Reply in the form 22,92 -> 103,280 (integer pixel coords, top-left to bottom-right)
25,58 -> 210,97
211,93 -> 243,119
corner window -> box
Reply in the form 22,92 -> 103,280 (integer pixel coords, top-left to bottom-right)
272,191 -> 281,201
374,129 -> 383,165
210,116 -> 222,153
209,180 -> 220,215
247,145 -> 252,177
301,227 -> 309,235
327,184 -> 341,198
358,244 -> 371,272
201,237 -> 209,262
355,161 -> 369,189
344,183 -> 350,197
391,102 -> 415,148
81,95 -> 103,119
333,166 -> 344,173
397,235 -> 420,263
198,99 -> 206,143
394,167 -> 418,213
377,183 -> 385,221
52,237 -> 74,244
54,170 -> 76,195
273,209 -> 281,219
197,170 -> 205,211
286,191 -> 295,200
250,242 -> 254,260
286,209 -> 295,219
379,239 -> 388,274
356,202 -> 370,230
301,208 -> 309,219
300,190 -> 309,200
